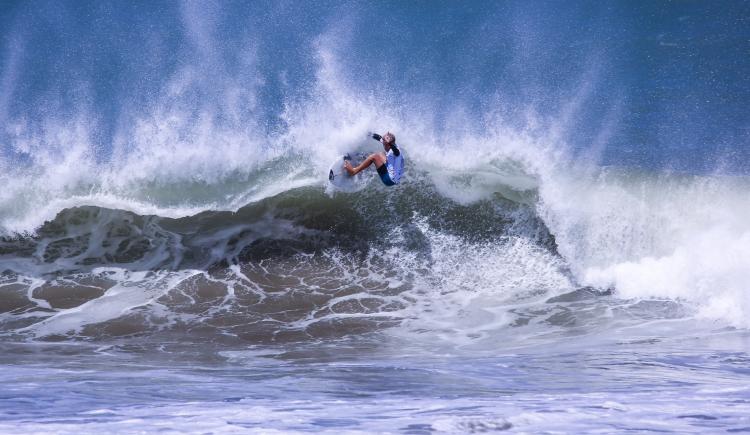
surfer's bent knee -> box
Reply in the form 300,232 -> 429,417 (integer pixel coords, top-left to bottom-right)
371,153 -> 386,167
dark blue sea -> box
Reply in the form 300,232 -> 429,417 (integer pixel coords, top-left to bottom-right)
1,1 -> 749,433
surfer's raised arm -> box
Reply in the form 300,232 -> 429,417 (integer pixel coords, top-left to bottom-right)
344,131 -> 404,186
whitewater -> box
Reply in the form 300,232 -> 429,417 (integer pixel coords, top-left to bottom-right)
1,1 -> 749,433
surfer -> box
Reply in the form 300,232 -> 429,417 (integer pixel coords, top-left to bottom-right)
344,132 -> 404,186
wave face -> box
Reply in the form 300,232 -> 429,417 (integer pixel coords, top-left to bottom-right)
0,1 -> 749,346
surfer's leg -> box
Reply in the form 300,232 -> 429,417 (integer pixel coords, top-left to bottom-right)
372,152 -> 387,168
345,152 -> 386,176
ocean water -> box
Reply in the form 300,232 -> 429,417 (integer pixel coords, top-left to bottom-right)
1,1 -> 750,433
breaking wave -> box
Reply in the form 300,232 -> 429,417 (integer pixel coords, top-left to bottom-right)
1,0 -> 748,348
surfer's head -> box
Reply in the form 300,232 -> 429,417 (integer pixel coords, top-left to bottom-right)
382,132 -> 396,147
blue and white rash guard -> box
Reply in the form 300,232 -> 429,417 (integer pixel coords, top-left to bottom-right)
385,147 -> 404,184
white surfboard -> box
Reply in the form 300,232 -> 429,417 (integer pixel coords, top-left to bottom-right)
327,152 -> 372,192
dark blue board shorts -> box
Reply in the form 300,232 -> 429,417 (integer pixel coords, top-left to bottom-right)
377,164 -> 396,186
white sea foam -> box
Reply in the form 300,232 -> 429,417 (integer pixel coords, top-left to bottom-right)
540,170 -> 750,327
386,214 -> 575,349
22,269 -> 202,337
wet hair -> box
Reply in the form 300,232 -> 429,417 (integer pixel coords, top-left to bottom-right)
383,132 -> 396,146
383,132 -> 399,156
